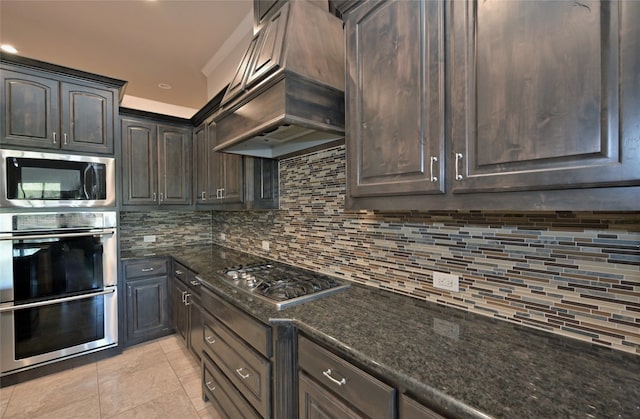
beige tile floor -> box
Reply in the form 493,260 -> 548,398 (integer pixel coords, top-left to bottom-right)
0,335 -> 222,419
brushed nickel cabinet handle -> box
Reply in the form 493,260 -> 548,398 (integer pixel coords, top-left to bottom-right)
63,133 -> 68,145
184,293 -> 191,306
190,280 -> 200,287
205,380 -> 216,391
205,336 -> 216,345
52,132 -> 57,144
455,152 -> 464,180
181,290 -> 187,304
201,191 -> 206,200
235,368 -> 251,379
152,192 -> 157,202
159,193 -> 164,202
141,267 -> 154,272
430,156 -> 438,182
322,369 -> 347,386
175,270 -> 184,275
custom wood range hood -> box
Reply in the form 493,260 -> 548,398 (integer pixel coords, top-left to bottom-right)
213,0 -> 345,159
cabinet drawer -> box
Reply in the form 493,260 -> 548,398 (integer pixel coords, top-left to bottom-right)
400,394 -> 444,419
298,335 -> 395,419
174,261 -> 202,293
124,258 -> 168,279
203,352 -> 261,419
203,314 -> 271,417
201,286 -> 271,357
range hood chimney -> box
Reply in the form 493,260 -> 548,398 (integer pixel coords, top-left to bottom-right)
213,0 -> 345,159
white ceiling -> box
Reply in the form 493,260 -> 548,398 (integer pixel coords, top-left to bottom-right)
0,0 -> 254,117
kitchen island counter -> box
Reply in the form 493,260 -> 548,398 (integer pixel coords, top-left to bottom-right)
122,244 -> 640,418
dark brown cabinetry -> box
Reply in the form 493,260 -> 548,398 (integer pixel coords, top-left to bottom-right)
201,287 -> 272,418
193,118 -> 245,208
1,65 -> 118,154
344,0 -> 640,211
123,258 -> 171,346
121,117 -> 191,207
222,3 -> 289,106
171,261 -> 203,360
399,394 -> 444,419
346,0 -> 445,198
298,335 -> 395,419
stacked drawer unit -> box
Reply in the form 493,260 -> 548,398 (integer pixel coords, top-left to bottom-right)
201,287 -> 273,418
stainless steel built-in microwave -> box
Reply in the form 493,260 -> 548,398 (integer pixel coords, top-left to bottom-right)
0,149 -> 115,208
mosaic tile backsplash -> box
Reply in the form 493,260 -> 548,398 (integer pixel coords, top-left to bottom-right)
120,211 -> 212,251
211,145 -> 640,355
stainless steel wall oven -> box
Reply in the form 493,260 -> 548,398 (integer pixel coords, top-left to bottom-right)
0,149 -> 115,208
0,211 -> 118,375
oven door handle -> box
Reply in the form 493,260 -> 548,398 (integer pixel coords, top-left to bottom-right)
0,228 -> 115,241
0,287 -> 116,312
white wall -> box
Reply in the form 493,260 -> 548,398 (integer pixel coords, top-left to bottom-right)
202,11 -> 254,101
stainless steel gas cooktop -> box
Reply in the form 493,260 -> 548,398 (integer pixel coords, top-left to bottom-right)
219,262 -> 349,310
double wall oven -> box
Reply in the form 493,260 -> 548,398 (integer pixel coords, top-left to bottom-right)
1,149 -> 118,376
0,212 -> 118,375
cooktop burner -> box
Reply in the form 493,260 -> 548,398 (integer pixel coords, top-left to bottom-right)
220,262 -> 349,309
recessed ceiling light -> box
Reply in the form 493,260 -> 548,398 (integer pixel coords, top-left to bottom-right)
1,44 -> 18,54
158,83 -> 172,90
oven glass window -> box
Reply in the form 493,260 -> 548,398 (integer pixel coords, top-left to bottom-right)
6,157 -> 107,200
13,236 -> 103,302
14,296 -> 105,360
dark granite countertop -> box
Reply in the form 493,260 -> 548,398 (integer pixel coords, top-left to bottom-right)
122,245 -> 640,418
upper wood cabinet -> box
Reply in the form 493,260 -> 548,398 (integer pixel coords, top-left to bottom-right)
449,0 -> 639,194
1,66 -> 117,154
346,0 -> 445,198
344,0 -> 640,211
121,117 -> 191,207
193,119 -> 245,208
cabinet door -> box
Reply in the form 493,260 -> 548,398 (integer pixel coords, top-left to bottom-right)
298,372 -> 362,419
399,395 -> 444,419
60,82 -> 114,154
121,118 -> 158,205
188,293 -> 203,360
222,153 -> 244,204
346,0 -> 445,198
158,124 -> 191,205
245,4 -> 289,87
126,276 -> 170,343
221,34 -> 260,106
194,123 -> 208,203
171,277 -> 188,344
449,0 -> 640,193
252,157 -> 279,209
1,69 -> 60,149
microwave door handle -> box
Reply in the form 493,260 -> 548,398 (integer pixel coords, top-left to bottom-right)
82,165 -> 92,199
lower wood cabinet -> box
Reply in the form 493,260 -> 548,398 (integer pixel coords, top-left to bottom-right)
122,258 -> 171,346
399,394 -> 445,419
298,335 -> 395,419
171,261 -> 204,360
200,286 -> 273,418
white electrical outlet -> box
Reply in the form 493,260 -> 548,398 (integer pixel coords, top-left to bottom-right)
220,233 -> 226,241
262,240 -> 270,251
143,235 -> 156,243
433,272 -> 459,292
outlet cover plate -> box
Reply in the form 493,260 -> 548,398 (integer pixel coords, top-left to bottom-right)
433,272 -> 459,292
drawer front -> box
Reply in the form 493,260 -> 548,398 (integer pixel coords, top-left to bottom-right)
299,371 -> 362,419
203,353 -> 261,419
173,261 -> 189,283
203,314 -> 271,417
201,286 -> 271,357
399,395 -> 445,419
125,258 -> 168,279
298,335 -> 395,419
